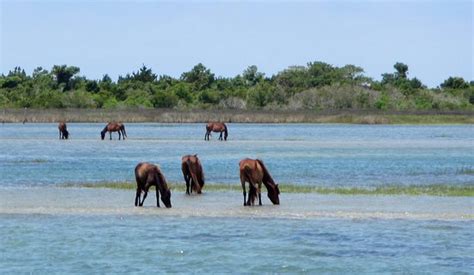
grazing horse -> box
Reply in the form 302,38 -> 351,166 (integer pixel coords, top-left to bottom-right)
204,122 -> 228,141
239,158 -> 280,206
101,122 -> 127,140
134,162 -> 172,208
58,122 -> 69,139
181,154 -> 205,195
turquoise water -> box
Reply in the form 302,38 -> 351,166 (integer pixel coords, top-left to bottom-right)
0,123 -> 473,273
1,215 -> 472,273
0,123 -> 473,187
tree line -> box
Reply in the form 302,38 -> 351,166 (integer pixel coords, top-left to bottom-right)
0,62 -> 472,110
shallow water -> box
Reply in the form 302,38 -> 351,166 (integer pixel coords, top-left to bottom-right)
1,123 -> 473,273
0,123 -> 473,187
1,188 -> 473,273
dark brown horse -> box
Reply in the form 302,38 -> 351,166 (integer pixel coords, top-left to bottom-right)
205,122 -> 228,141
181,154 -> 205,195
239,158 -> 280,206
134,162 -> 172,208
58,122 -> 69,139
101,122 -> 127,140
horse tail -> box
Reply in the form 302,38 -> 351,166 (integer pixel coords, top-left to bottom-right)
223,124 -> 228,140
243,165 -> 256,205
186,159 -> 202,194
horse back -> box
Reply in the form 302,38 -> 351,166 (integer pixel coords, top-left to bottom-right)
58,122 -> 67,130
135,162 -> 157,189
239,158 -> 263,182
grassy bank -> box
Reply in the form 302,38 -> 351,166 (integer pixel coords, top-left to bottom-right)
65,182 -> 474,197
1,108 -> 474,124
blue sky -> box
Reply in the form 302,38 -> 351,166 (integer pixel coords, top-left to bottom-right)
0,0 -> 472,87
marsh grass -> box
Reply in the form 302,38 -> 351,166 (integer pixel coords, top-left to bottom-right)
64,182 -> 474,197
2,108 -> 473,124
456,166 -> 474,175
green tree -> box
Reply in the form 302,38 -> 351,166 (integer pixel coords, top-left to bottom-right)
242,65 -> 264,86
440,77 -> 469,89
51,65 -> 80,91
181,63 -> 215,91
394,62 -> 408,79
130,65 -> 157,83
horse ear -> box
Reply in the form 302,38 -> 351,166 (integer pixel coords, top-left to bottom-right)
194,154 -> 197,157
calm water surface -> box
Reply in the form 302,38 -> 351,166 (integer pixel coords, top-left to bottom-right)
0,123 -> 473,273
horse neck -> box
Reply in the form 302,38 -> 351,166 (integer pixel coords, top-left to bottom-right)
155,172 -> 169,193
101,125 -> 108,133
257,160 -> 275,186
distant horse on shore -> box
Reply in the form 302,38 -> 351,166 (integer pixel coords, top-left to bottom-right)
205,122 -> 228,141
134,162 -> 172,208
101,122 -> 127,140
239,158 -> 280,206
181,154 -> 205,195
58,122 -> 69,139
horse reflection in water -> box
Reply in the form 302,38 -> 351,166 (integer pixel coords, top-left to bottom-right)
58,122 -> 69,139
239,158 -> 280,206
101,122 -> 127,140
134,162 -> 172,208
181,154 -> 205,195
205,122 -> 228,141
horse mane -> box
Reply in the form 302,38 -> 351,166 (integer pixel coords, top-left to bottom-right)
256,159 -> 275,186
155,168 -> 168,192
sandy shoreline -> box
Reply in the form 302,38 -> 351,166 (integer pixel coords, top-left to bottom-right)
1,187 -> 472,220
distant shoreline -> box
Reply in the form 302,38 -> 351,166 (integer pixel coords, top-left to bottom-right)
1,108 -> 473,124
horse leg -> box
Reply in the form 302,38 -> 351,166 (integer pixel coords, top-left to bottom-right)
135,188 -> 141,206
118,131 -> 121,140
139,191 -> 148,206
219,132 -> 222,140
258,182 -> 262,206
59,130 -> 61,140
156,186 -> 160,207
185,175 -> 191,195
109,132 -> 112,140
241,177 -> 247,206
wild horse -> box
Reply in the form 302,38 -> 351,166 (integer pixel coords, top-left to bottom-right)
239,158 -> 280,206
101,122 -> 127,140
134,162 -> 172,208
58,122 -> 69,139
204,122 -> 228,141
181,154 -> 205,195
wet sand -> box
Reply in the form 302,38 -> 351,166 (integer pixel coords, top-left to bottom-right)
1,187 -> 472,220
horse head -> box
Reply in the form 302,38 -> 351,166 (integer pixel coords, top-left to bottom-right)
161,189 -> 172,208
64,130 -> 69,139
100,130 -> 106,140
267,183 -> 280,205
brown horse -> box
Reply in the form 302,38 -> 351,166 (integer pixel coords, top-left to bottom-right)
239,158 -> 280,206
205,122 -> 228,141
134,162 -> 172,208
181,154 -> 205,195
58,122 -> 69,139
101,122 -> 127,140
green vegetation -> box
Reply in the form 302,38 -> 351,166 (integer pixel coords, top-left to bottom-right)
66,182 -> 474,197
1,62 -> 472,112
